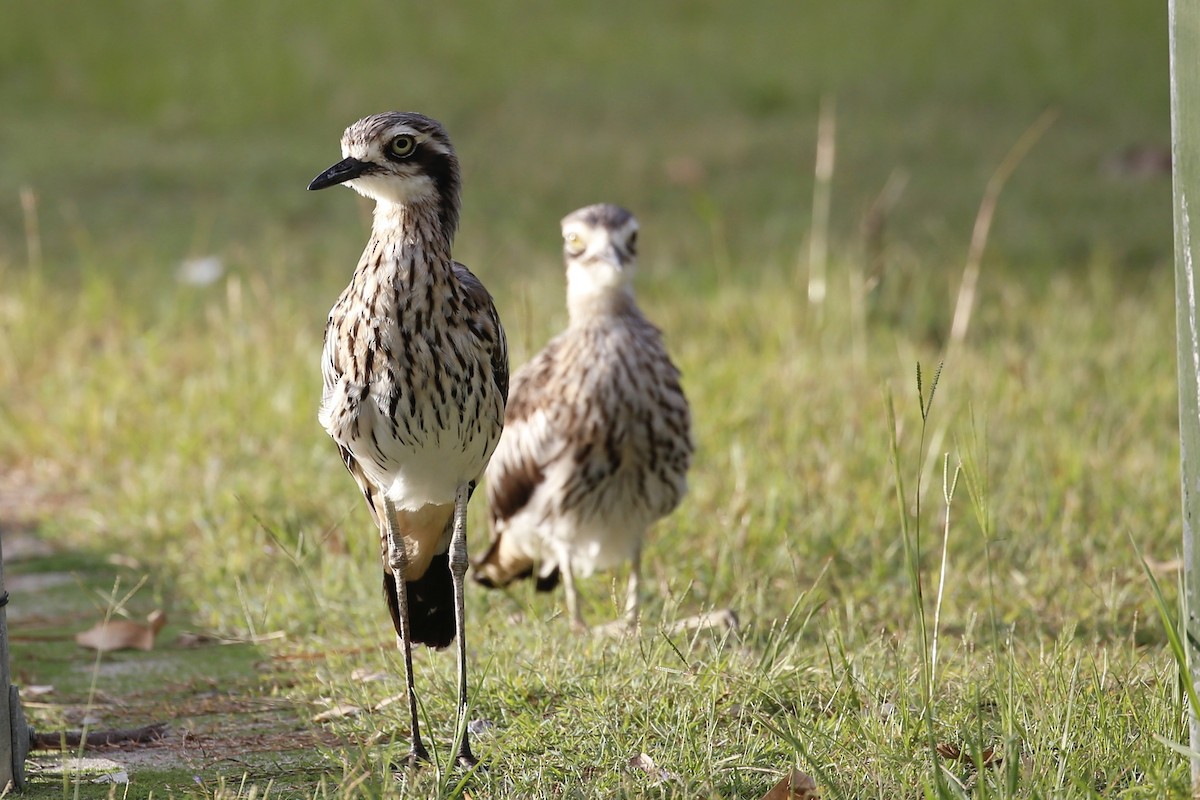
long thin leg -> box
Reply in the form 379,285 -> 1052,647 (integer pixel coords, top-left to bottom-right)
559,550 -> 586,633
595,542 -> 640,638
447,482 -> 478,768
382,496 -> 429,766
622,541 -> 642,631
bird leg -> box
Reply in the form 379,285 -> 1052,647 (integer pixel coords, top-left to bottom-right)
382,496 -> 429,768
622,542 -> 642,632
559,551 -> 587,633
448,482 -> 478,769
594,544 -> 641,639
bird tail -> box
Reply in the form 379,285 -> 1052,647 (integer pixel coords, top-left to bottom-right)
384,554 -> 456,649
472,532 -> 560,593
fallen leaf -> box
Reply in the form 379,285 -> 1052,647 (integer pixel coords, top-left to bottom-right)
668,608 -> 740,635
175,631 -> 219,648
936,742 -> 963,761
105,554 -> 142,570
760,768 -> 820,800
1144,557 -> 1182,575
312,704 -> 361,723
23,685 -> 54,697
627,752 -> 678,784
936,742 -> 1001,767
373,693 -> 405,711
93,770 -> 129,785
75,610 -> 167,652
351,667 -> 388,683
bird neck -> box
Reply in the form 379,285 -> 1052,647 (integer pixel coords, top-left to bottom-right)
365,201 -> 455,278
567,285 -> 638,326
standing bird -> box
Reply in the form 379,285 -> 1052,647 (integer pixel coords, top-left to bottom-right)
308,112 -> 507,768
473,204 -> 691,633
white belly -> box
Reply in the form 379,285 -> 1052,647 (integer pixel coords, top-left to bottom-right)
321,378 -> 499,511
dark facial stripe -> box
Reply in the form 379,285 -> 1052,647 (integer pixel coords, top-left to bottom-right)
414,145 -> 461,238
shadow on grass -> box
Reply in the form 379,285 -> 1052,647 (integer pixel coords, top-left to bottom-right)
4,527 -> 342,798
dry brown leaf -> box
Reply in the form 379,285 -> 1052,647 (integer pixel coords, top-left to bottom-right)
75,610 -> 167,652
312,704 -> 361,723
351,667 -> 388,683
105,553 -> 142,570
373,693 -> 405,711
935,742 -> 963,761
174,631 -> 219,648
760,768 -> 820,800
1145,556 -> 1182,575
936,742 -> 1002,767
628,752 -> 678,784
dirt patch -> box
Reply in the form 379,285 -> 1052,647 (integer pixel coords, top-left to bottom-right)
3,519 -> 342,792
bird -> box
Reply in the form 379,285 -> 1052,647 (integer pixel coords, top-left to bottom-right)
307,111 -> 508,769
473,204 -> 692,633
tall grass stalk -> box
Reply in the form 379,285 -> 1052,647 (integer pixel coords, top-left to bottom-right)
805,95 -> 836,315
886,360 -> 952,796
948,109 -> 1057,350
1138,536 -> 1200,763
931,453 -> 962,688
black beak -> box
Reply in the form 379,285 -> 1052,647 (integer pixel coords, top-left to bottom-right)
307,157 -> 371,191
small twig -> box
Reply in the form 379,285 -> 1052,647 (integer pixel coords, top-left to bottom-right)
31,722 -> 168,751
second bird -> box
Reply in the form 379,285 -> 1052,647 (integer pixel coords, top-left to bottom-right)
474,204 -> 692,632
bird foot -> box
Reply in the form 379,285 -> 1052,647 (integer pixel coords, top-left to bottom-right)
593,618 -> 638,638
389,743 -> 431,772
668,608 -> 740,635
456,748 -> 482,771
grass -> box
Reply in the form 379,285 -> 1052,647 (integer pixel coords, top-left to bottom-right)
0,0 -> 1187,797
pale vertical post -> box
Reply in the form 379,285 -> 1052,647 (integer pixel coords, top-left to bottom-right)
1171,0 -> 1200,784
0,534 -> 14,790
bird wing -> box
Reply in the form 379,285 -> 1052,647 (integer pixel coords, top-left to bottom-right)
335,443 -> 383,531
484,338 -> 569,527
452,261 -> 509,406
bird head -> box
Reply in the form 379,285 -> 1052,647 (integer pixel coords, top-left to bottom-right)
308,111 -> 461,236
561,204 -> 639,316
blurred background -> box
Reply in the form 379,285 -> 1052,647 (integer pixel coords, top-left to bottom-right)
0,0 -> 1171,283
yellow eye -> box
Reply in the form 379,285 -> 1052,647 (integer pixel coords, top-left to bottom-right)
564,232 -> 585,256
388,135 -> 416,158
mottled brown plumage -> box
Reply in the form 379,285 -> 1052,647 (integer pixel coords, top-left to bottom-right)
473,204 -> 691,632
309,111 -> 507,768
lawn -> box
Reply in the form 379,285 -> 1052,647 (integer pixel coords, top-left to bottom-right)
0,1 -> 1186,797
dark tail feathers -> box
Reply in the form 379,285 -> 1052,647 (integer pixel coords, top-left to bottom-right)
384,553 -> 456,649
535,567 -> 561,593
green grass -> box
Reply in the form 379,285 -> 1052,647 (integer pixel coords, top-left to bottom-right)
0,1 -> 1186,797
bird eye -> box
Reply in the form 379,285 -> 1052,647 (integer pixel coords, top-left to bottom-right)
564,232 -> 585,256
388,135 -> 417,158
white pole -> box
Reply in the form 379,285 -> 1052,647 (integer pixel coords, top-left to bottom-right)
1169,0 -> 1200,785
0,532 -> 18,791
